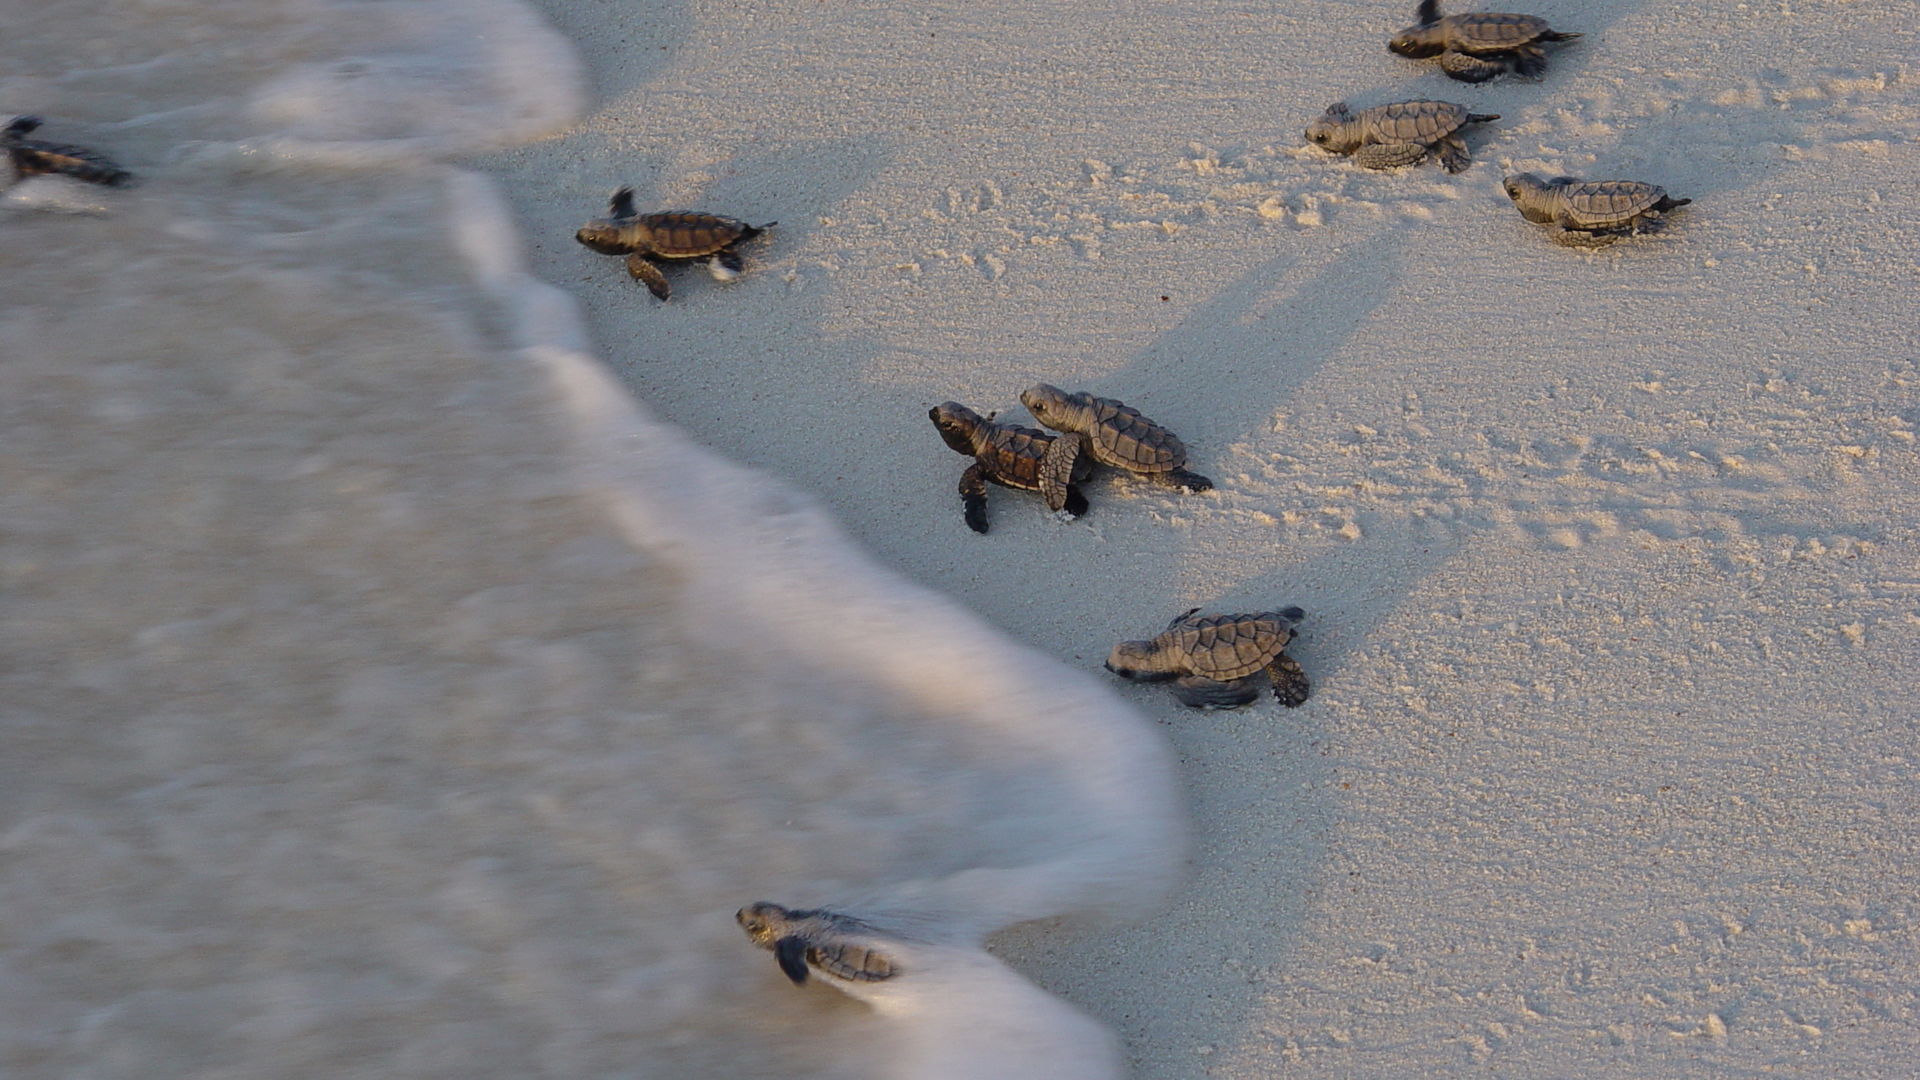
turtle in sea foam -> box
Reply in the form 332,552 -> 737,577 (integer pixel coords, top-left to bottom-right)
4,115 -> 132,187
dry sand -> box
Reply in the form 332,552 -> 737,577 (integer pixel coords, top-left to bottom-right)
478,0 -> 1920,1075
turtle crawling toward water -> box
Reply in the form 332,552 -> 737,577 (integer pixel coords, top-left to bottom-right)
1388,0 -> 1583,83
1305,100 -> 1499,173
1503,172 -> 1692,245
931,401 -> 1090,533
574,186 -> 772,300
1019,383 -> 1212,496
738,902 -> 899,987
1106,608 -> 1311,709
4,115 -> 132,187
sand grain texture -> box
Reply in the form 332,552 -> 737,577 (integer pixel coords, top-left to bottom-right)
483,0 -> 1920,1076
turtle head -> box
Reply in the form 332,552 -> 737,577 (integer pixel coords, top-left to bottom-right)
737,902 -> 818,986
1304,105 -> 1357,151
575,219 -> 633,255
4,115 -> 45,140
930,401 -> 988,455
1104,638 -> 1178,681
1502,173 -> 1560,222
1019,383 -> 1085,431
737,901 -> 799,948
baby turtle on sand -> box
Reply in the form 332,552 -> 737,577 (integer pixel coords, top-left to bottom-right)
1106,608 -> 1311,709
1388,1 -> 1582,83
574,186 -> 772,301
3,115 -> 132,187
1020,383 -> 1212,497
1503,172 -> 1692,245
1304,100 -> 1499,173
931,401 -> 1090,533
738,902 -> 899,986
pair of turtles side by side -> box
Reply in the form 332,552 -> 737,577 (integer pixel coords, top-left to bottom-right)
930,385 -> 1212,534
575,186 -> 774,300
1388,1 -> 1582,83
738,902 -> 900,987
1107,607 -> 1312,710
4,115 -> 132,187
1305,100 -> 1499,173
1504,172 -> 1692,245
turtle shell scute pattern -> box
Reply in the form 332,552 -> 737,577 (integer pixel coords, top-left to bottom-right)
1171,614 -> 1292,681
1559,181 -> 1668,228
640,212 -> 755,257
1452,12 -> 1551,51
1090,398 -> 1186,471
982,423 -> 1058,490
1360,100 -> 1473,143
809,940 -> 896,983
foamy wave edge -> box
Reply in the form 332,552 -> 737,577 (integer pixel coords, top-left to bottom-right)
446,163 -> 1186,1076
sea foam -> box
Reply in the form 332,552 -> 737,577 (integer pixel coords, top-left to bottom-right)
0,2 -> 1182,1077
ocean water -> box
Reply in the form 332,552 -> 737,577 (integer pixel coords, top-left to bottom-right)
0,3 -> 1181,1078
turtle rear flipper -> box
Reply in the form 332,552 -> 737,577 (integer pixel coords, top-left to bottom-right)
1038,433 -> 1085,517
1352,141 -> 1430,170
626,254 -> 673,300
1148,467 -> 1213,493
1432,135 -> 1473,174
1509,44 -> 1549,78
1172,675 -> 1262,710
1439,50 -> 1507,82
1268,655 -> 1312,708
958,462 -> 991,534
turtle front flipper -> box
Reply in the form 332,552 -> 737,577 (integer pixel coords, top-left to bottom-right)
1352,142 -> 1430,170
773,935 -> 812,984
1552,227 -> 1619,249
1432,135 -> 1473,174
1439,50 -> 1508,82
959,462 -> 991,534
608,185 -> 637,219
1148,467 -> 1213,493
1038,433 -> 1086,518
1171,675 -> 1262,710
626,254 -> 673,300
1268,654 -> 1312,708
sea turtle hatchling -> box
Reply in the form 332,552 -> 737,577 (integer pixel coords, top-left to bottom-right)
1106,608 -> 1311,709
1304,100 -> 1499,173
1388,0 -> 1583,83
574,186 -> 773,301
1503,172 -> 1693,246
931,401 -> 1090,533
1019,383 -> 1213,497
737,902 -> 900,987
3,115 -> 132,187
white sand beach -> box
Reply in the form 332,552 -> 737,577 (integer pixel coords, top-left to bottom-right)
4,0 -> 1917,1077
